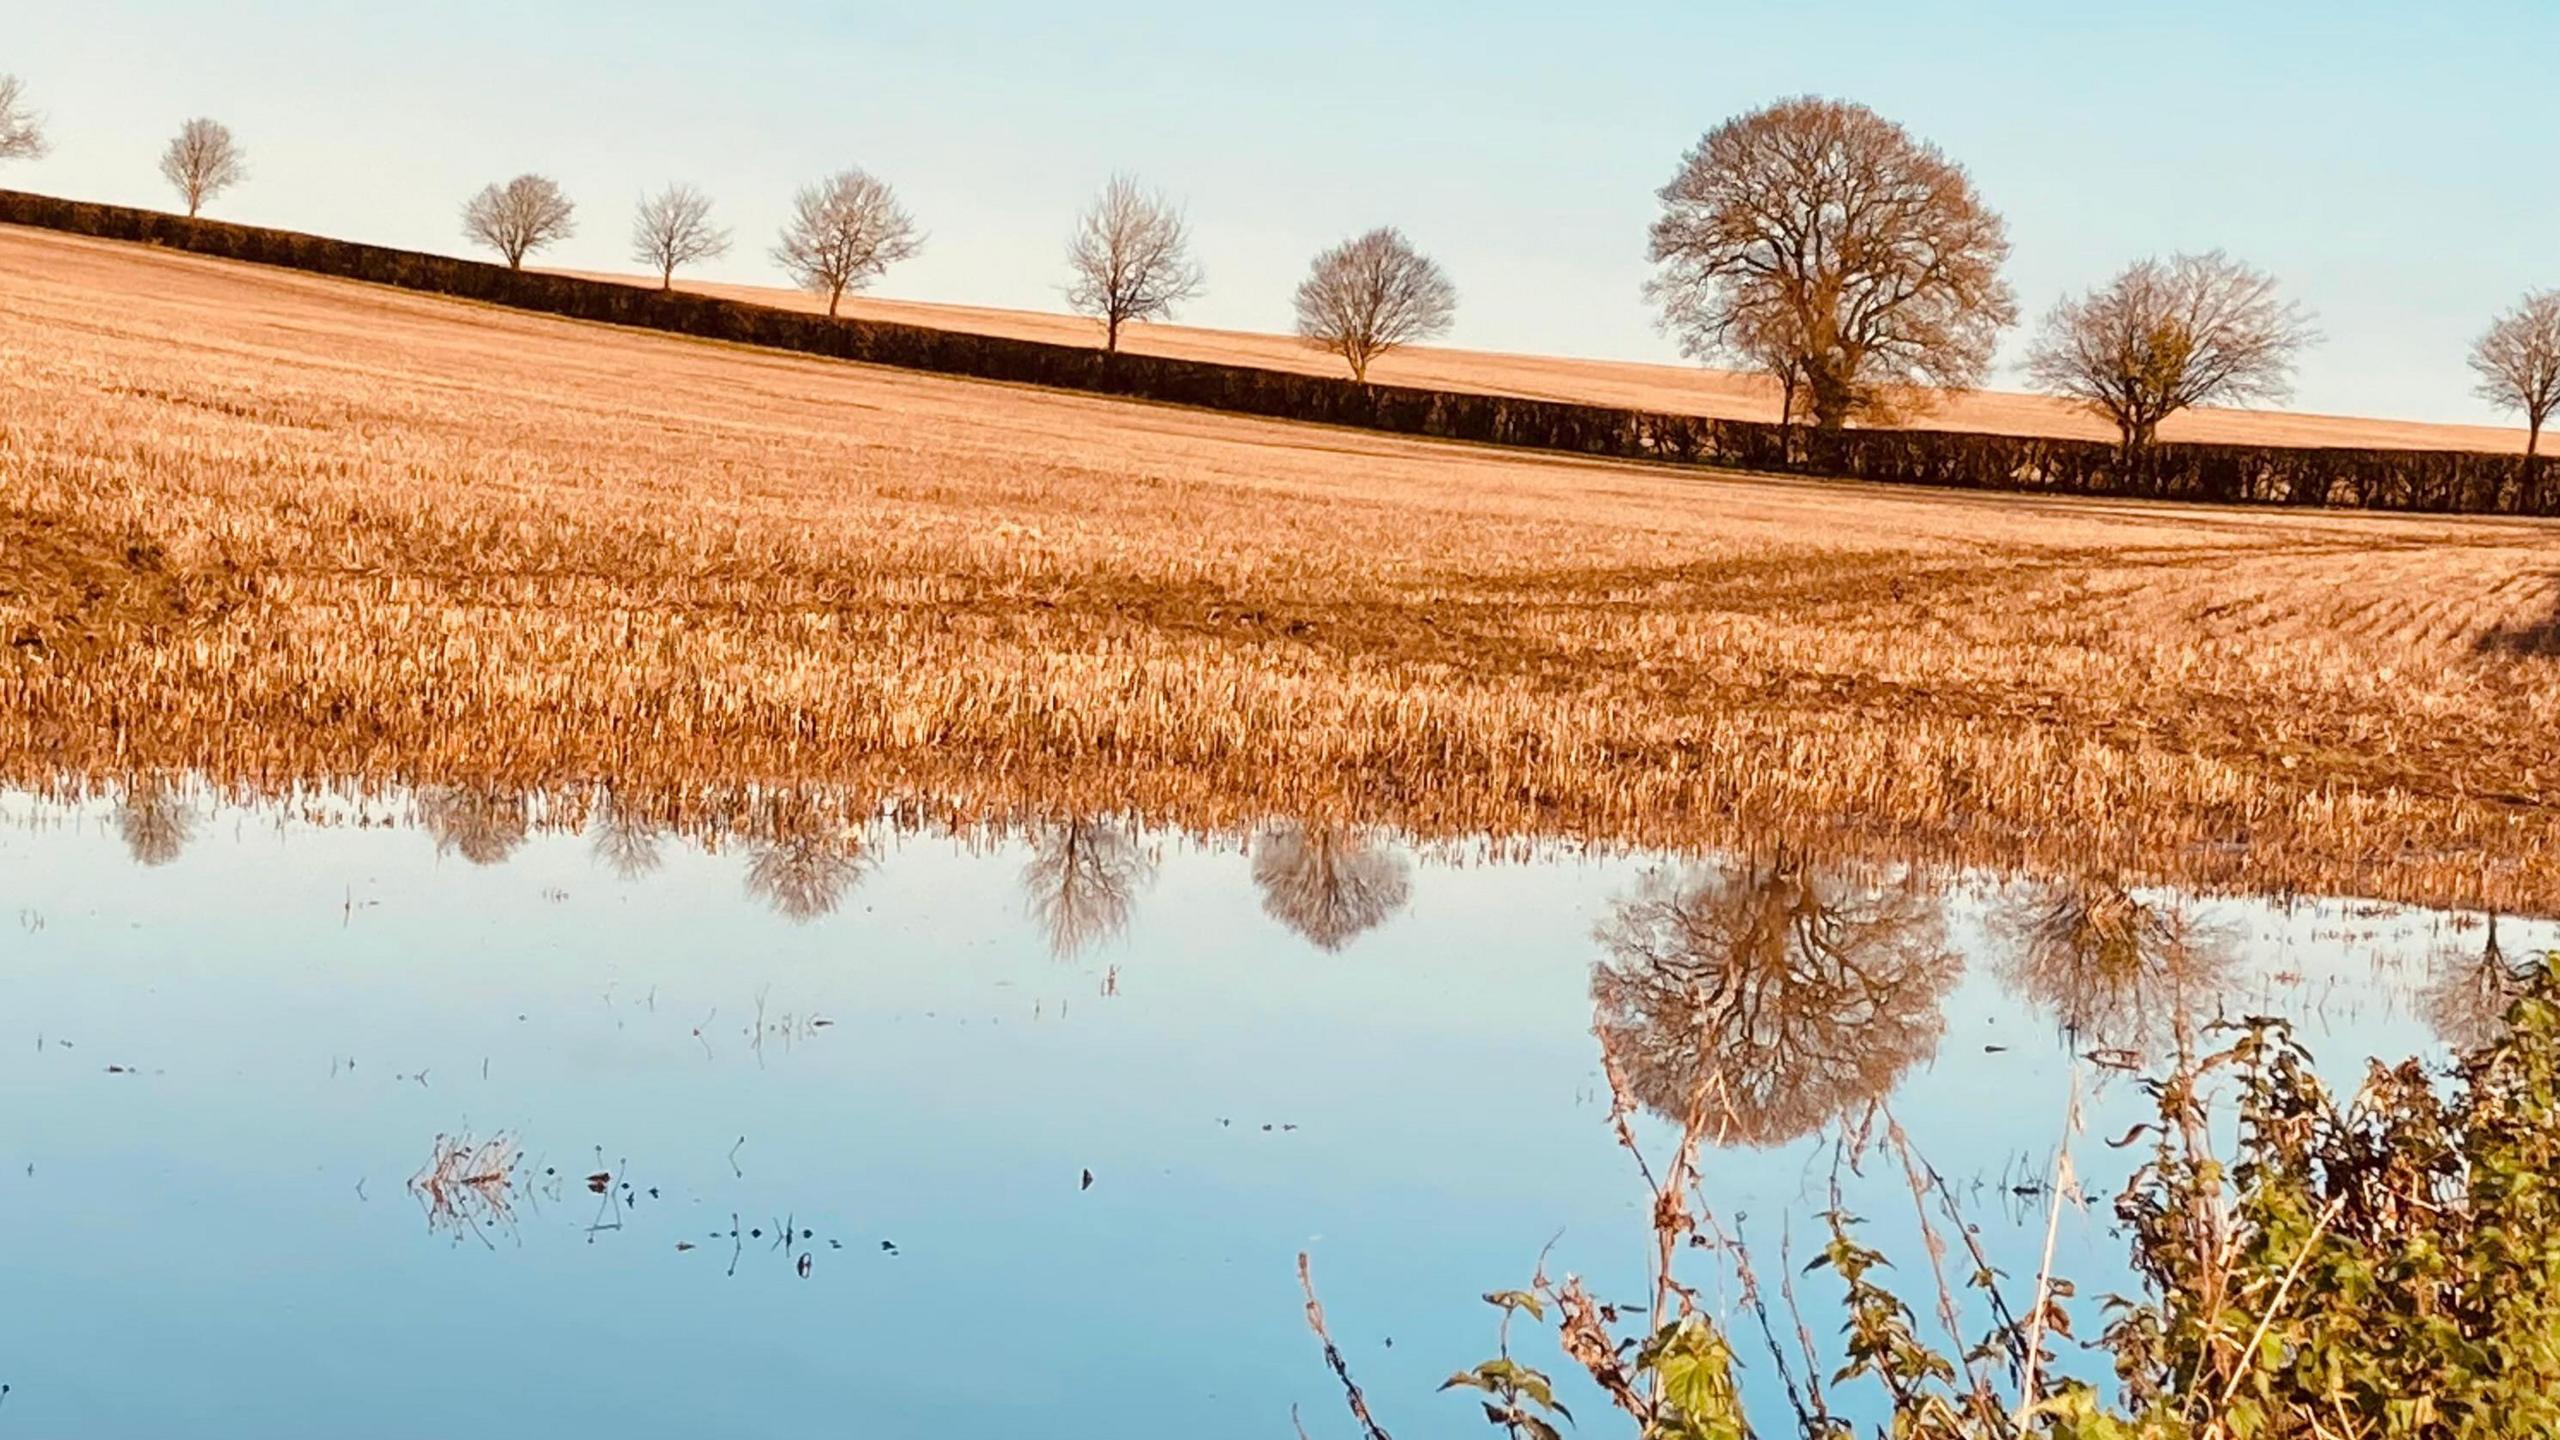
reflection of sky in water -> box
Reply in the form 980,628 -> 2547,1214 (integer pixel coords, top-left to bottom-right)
0,793 -> 2538,1438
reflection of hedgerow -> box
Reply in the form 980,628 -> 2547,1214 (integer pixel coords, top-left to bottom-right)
1307,955 -> 2560,1438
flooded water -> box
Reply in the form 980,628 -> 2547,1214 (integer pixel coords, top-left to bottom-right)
0,786 -> 2537,1437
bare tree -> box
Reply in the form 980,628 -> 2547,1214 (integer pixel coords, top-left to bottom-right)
589,791 -> 665,879
1293,227 -> 1457,382
2422,917 -> 2524,1054
115,777 -> 197,868
629,183 -> 730,291
2470,290 -> 2560,510
1020,818 -> 1158,959
0,75 -> 47,162
418,786 -> 531,867
159,117 -> 246,218
771,168 -> 922,319
1065,174 -> 1204,353
1647,96 -> 2016,429
744,828 -> 871,922
1250,824 -> 1410,953
462,174 -> 577,271
2025,251 -> 2316,461
1733,305 -> 1812,456
1990,876 -> 2234,1057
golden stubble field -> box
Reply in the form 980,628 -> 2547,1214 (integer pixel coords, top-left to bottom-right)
5,224 -> 2557,909
562,268 -> 2545,454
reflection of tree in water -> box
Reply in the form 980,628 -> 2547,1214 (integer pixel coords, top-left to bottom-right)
1991,878 -> 2236,1055
1250,824 -> 1412,952
1591,854 -> 1960,1148
2422,917 -> 2525,1054
418,785 -> 530,866
589,793 -> 665,880
115,777 -> 196,867
745,825 -> 871,923
1021,819 -> 1156,958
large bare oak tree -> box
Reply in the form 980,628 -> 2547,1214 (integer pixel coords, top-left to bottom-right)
629,183 -> 730,291
771,168 -> 922,318
1293,227 -> 1457,382
1647,95 -> 2016,429
2470,290 -> 2560,508
0,75 -> 47,162
1065,174 -> 1203,354
159,117 -> 246,218
2025,250 -> 2315,459
462,174 -> 577,270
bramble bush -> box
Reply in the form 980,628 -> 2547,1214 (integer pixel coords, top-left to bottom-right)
1308,955 -> 2560,1439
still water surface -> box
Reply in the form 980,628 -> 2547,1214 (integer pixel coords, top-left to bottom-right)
0,789 -> 2535,1437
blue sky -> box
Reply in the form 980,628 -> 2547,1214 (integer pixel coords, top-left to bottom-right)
10,0 -> 2552,424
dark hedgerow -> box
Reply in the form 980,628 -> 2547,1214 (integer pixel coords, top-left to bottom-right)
1,186 -> 2544,517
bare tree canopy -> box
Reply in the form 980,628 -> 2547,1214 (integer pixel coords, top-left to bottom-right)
2025,250 -> 2316,457
462,174 -> 577,271
589,792 -> 665,880
771,168 -> 922,319
2422,918 -> 2524,1054
745,826 -> 871,922
1990,877 -> 2234,1057
1647,95 -> 2016,429
1021,818 -> 1158,959
1065,174 -> 1204,353
0,74 -> 47,162
1250,824 -> 1410,952
1293,227 -> 1457,382
158,117 -> 246,218
418,786 -> 530,867
1591,854 -> 1958,1148
115,777 -> 197,868
629,183 -> 731,291
2470,290 -> 2560,471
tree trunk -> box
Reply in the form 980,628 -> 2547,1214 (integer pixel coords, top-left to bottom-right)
2527,419 -> 2545,514
1805,369 -> 1855,431
1777,372 -> 1798,467
1105,314 -> 1121,354
827,285 -> 843,320
660,266 -> 674,292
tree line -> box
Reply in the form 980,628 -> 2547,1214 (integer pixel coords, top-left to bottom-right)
1,77 -> 2552,474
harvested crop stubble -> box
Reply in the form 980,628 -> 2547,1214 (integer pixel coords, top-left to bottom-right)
2,225 -> 2556,910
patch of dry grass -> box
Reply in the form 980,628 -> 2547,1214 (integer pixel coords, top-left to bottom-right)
4,225 -> 2557,910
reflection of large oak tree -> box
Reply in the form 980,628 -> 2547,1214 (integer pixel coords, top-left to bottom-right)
1021,819 -> 1156,959
1251,824 -> 1411,953
1991,878 -> 2234,1055
1592,854 -> 1959,1147
115,777 -> 196,867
